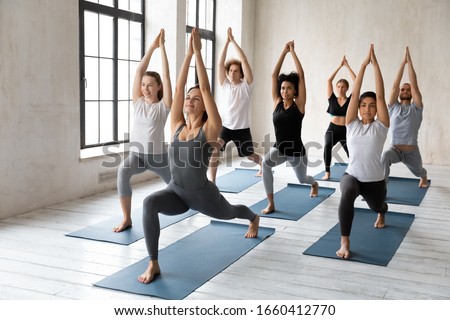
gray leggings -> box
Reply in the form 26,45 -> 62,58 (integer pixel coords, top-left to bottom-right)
381,147 -> 427,183
142,181 -> 257,260
262,147 -> 316,194
339,174 -> 388,236
117,152 -> 171,197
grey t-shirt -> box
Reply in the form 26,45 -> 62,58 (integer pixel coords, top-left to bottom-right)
389,102 -> 423,146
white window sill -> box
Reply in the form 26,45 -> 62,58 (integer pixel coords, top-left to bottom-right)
80,143 -> 129,161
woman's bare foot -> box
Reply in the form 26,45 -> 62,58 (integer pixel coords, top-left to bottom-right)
419,177 -> 428,188
374,213 -> 386,228
113,218 -> 132,232
336,236 -> 350,259
322,172 -> 331,181
261,203 -> 275,214
255,167 -> 263,177
138,260 -> 161,284
245,215 -> 259,238
310,182 -> 319,197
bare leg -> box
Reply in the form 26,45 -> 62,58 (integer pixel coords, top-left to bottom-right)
310,181 -> 319,197
245,215 -> 260,238
261,193 -> 275,214
114,196 -> 132,232
374,213 -> 386,228
138,260 -> 161,284
247,153 -> 262,177
419,176 -> 428,188
322,171 -> 331,180
336,236 -> 350,259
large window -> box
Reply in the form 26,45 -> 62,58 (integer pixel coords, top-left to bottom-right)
79,0 -> 144,149
186,0 -> 216,93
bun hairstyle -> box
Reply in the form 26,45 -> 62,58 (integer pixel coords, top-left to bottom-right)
277,72 -> 300,97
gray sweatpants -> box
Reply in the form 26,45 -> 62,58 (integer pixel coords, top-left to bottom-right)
262,147 -> 316,194
117,152 -> 171,197
381,147 -> 427,184
142,180 -> 257,260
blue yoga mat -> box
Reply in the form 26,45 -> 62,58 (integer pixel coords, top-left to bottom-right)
249,183 -> 336,220
66,208 -> 198,245
94,220 -> 275,299
303,208 -> 415,266
386,176 -> 431,206
314,162 -> 348,182
216,168 -> 262,193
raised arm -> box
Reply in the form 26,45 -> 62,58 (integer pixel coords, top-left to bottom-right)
272,42 -> 291,107
217,29 -> 230,85
346,47 -> 371,125
388,50 -> 406,107
228,28 -> 253,84
371,45 -> 389,128
406,47 -> 423,108
132,31 -> 159,103
290,42 -> 306,114
192,28 -> 222,142
171,32 -> 193,134
343,56 -> 357,82
159,29 -> 172,109
327,57 -> 344,98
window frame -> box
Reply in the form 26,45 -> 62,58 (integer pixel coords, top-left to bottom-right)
185,0 -> 216,95
79,0 -> 145,149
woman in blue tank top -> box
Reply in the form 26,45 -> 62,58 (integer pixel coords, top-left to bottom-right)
138,28 -> 260,284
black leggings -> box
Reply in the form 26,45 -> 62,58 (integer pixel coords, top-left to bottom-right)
324,122 -> 349,172
338,174 -> 388,236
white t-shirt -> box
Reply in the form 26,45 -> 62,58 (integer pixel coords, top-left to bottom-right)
129,97 -> 170,154
346,118 -> 388,182
220,79 -> 252,130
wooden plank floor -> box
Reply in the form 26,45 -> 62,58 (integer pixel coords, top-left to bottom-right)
1,157 -> 449,300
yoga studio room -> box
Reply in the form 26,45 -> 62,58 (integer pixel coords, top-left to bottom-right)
1,0 -> 450,308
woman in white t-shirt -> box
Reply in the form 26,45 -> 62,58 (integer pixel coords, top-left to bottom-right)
336,44 -> 390,259
114,29 -> 172,233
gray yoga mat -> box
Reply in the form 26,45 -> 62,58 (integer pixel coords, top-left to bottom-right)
303,208 -> 415,266
249,183 -> 336,220
216,168 -> 262,193
386,176 -> 430,206
94,220 -> 275,299
66,208 -> 198,245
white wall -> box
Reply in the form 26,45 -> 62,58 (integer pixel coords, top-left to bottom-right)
249,0 -> 450,168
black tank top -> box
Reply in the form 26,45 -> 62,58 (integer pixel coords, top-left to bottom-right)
272,102 -> 305,157
326,93 -> 351,116
169,125 -> 212,190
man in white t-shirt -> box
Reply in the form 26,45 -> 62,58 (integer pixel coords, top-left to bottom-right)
209,28 -> 262,183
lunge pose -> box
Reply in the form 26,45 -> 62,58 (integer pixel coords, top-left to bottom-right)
138,28 -> 260,284
381,47 -> 428,188
114,29 -> 172,232
336,44 -> 390,260
322,56 -> 356,180
209,28 -> 262,182
261,40 -> 318,214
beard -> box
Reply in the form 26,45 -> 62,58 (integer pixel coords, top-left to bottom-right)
400,94 -> 412,101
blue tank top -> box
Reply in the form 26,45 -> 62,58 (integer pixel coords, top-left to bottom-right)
169,125 -> 212,190
272,102 -> 305,157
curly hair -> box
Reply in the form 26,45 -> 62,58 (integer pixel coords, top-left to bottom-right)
225,59 -> 244,79
277,72 -> 300,97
